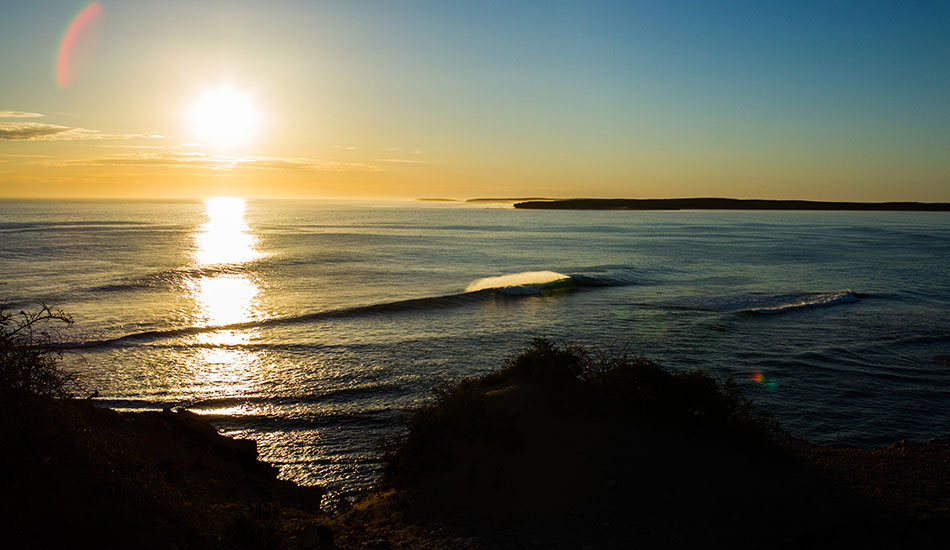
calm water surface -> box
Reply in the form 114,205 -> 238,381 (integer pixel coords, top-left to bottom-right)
2,199 -> 948,495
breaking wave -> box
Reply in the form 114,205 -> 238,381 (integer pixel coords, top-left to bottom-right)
60,269 -> 637,349
659,290 -> 862,315
740,291 -> 859,315
465,270 -> 573,295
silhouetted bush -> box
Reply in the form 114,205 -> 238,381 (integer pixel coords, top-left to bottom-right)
485,337 -> 587,384
0,304 -> 77,400
382,338 -> 780,486
495,338 -> 778,435
381,377 -> 500,484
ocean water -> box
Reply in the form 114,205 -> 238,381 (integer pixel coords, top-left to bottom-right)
2,198 -> 949,496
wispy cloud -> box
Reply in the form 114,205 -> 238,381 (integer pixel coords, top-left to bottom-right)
0,111 -> 43,118
0,122 -> 75,140
375,157 -> 424,164
50,151 -> 383,172
385,147 -> 424,155
98,144 -> 183,150
0,122 -> 163,141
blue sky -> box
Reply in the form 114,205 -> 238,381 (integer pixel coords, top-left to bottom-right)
1,1 -> 948,199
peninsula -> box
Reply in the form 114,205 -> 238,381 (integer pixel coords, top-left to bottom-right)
513,198 -> 950,211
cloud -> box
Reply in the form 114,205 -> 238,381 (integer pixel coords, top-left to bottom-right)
65,128 -> 165,141
375,157 -> 424,164
52,151 -> 383,172
239,157 -> 318,170
97,144 -> 179,149
0,122 -> 75,140
60,151 -> 206,167
0,122 -> 163,141
0,111 -> 43,118
384,147 -> 423,154
304,160 -> 383,172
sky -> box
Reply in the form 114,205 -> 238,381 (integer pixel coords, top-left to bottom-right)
1,1 -> 949,201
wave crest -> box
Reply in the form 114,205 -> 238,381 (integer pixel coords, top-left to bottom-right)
742,291 -> 858,315
465,271 -> 572,294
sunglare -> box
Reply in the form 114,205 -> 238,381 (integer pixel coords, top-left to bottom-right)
188,87 -> 261,150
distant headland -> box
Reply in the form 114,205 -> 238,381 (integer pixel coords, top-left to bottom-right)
512,198 -> 950,211
415,197 -> 555,204
467,197 -> 552,203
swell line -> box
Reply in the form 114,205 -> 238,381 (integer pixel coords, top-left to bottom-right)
63,290 -> 491,349
60,269 -> 638,349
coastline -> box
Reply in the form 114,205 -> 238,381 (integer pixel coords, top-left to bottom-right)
512,198 -> 950,211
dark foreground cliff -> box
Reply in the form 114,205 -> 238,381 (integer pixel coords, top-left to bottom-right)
0,397 -> 332,550
2,340 -> 948,549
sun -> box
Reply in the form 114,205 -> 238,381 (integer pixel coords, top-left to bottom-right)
188,86 -> 261,149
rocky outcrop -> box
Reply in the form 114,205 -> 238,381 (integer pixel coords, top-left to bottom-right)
0,398 -> 329,550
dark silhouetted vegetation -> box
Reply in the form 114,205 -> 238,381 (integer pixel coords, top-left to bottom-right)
382,338 -> 779,486
0,303 -> 78,401
359,339 -> 950,549
0,303 -> 331,549
381,377 -> 502,486
485,338 -> 775,435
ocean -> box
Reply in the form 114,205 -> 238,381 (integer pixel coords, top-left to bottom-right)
2,198 -> 949,497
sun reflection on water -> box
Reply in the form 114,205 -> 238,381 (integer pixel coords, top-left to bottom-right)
194,196 -> 262,266
188,329 -> 260,396
189,274 -> 261,327
187,197 -> 265,398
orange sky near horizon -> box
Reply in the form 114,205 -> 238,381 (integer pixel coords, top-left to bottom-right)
2,2 -> 949,202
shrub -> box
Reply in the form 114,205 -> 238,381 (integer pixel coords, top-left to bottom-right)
562,339 -> 779,438
381,338 -> 781,486
380,378 -> 494,485
486,337 -> 587,385
0,304 -> 77,400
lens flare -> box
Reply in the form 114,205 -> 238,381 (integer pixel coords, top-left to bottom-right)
56,2 -> 103,88
751,371 -> 779,391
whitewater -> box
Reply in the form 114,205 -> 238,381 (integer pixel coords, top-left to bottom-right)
1,199 -> 948,496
